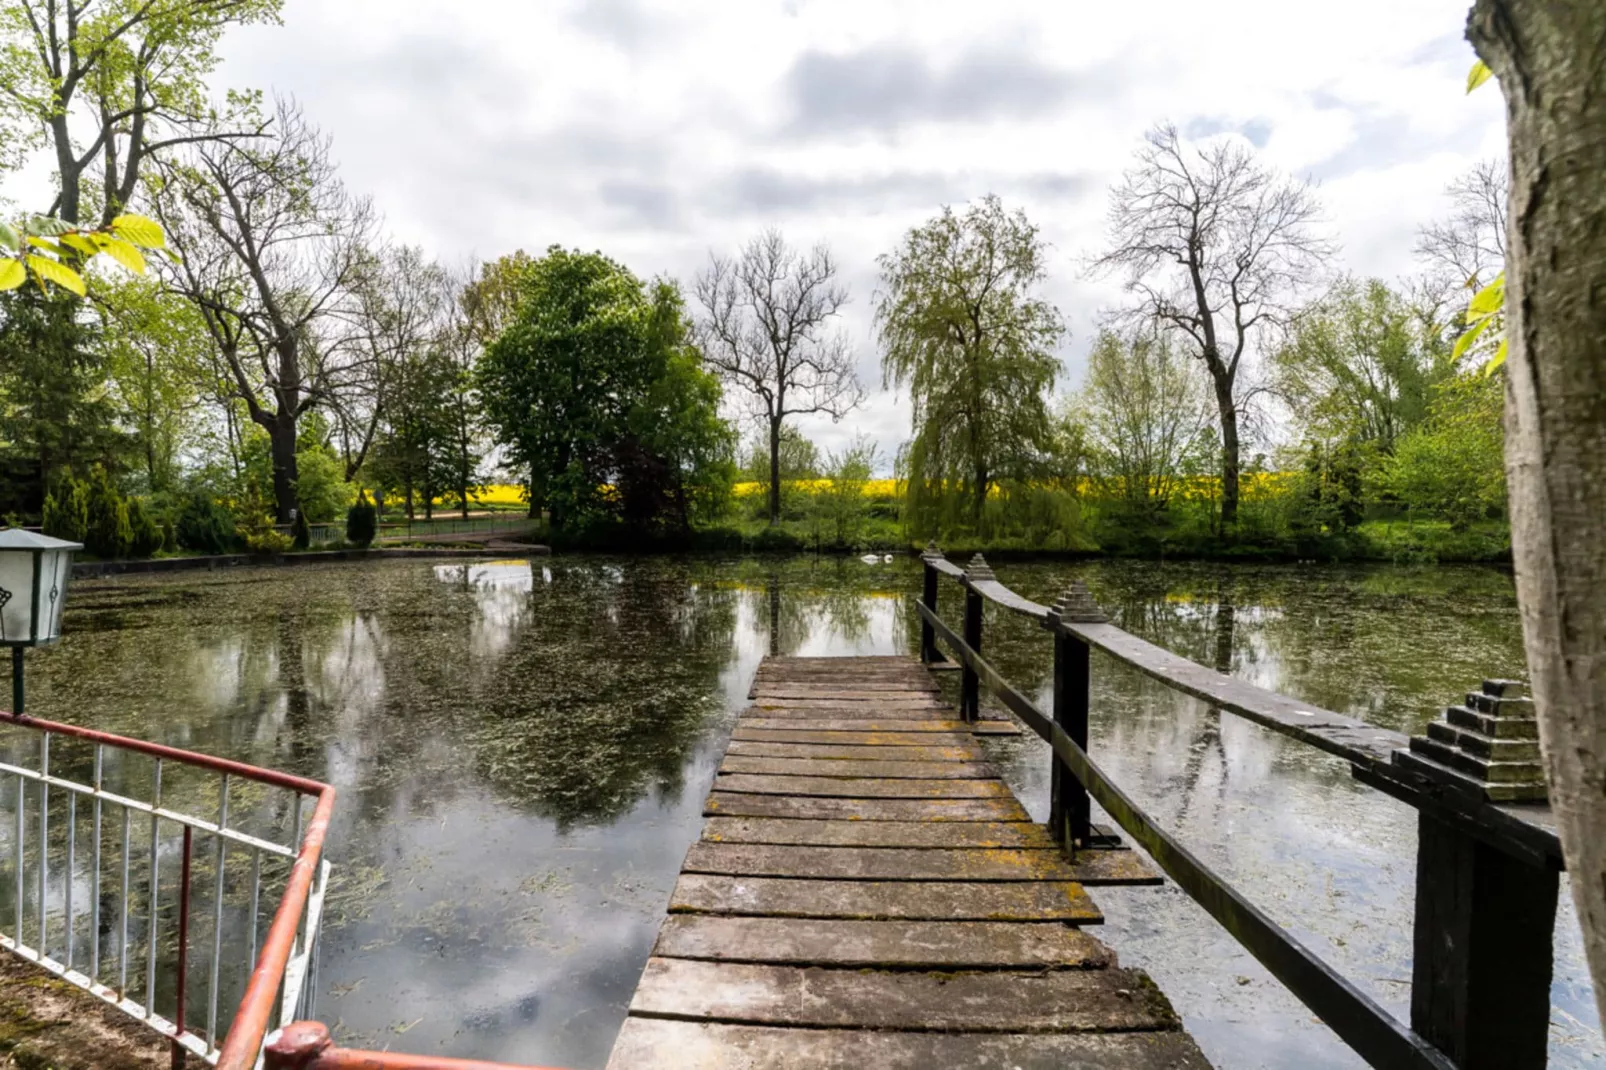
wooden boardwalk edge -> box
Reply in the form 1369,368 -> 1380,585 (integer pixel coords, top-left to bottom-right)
606,655 -> 1210,1070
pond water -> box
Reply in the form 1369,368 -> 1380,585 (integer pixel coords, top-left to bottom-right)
28,556 -> 1605,1069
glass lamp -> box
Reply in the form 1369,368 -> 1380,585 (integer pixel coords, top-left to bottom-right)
0,530 -> 82,715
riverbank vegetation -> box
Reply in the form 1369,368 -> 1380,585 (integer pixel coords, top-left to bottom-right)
0,5 -> 1509,564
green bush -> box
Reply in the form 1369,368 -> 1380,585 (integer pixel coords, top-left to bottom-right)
84,470 -> 133,559
176,492 -> 237,555
126,497 -> 164,558
244,529 -> 294,556
41,476 -> 88,544
750,525 -> 807,553
346,491 -> 377,547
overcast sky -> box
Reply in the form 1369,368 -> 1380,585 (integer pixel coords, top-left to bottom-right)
205,2 -> 1502,467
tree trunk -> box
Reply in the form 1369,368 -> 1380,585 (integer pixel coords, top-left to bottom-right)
1211,371 -> 1241,529
268,415 -> 299,524
1470,0 -> 1606,1023
973,465 -> 989,526
768,416 -> 783,525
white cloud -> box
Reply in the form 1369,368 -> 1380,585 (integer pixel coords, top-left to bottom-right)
6,0 -> 1507,471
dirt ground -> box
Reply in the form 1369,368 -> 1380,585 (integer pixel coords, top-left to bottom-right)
0,952 -> 168,1070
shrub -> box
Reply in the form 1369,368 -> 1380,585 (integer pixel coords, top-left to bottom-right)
84,469 -> 133,559
126,497 -> 164,558
176,492 -> 236,555
346,491 -> 377,548
244,529 -> 294,556
42,477 -> 88,543
292,508 -> 311,550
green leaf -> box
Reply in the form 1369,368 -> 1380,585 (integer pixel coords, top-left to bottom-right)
60,234 -> 100,257
0,223 -> 18,252
1452,316 -> 1492,362
99,236 -> 147,274
24,215 -> 71,238
0,259 -> 24,291
1482,338 -> 1509,376
1467,61 -> 1494,93
110,214 -> 165,250
26,255 -> 87,297
1468,273 -> 1505,318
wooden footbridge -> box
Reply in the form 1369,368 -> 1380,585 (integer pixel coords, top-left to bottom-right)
607,654 -> 1208,1069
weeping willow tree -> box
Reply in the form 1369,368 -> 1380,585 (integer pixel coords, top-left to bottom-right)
875,196 -> 1064,539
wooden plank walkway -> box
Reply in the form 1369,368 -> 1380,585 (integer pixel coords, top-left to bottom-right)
608,655 -> 1211,1069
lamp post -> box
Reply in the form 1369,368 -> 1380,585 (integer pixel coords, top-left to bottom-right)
0,530 -> 81,717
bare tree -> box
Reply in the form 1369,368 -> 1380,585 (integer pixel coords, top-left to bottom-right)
1470,0 -> 1606,1019
149,97 -> 375,522
1094,123 -> 1330,528
1415,158 -> 1508,291
694,230 -> 862,524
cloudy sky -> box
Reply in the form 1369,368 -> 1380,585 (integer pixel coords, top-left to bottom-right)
211,1 -> 1503,466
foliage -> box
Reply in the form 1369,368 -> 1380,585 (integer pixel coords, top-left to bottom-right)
477,248 -> 734,534
1371,372 -> 1507,530
175,491 -> 236,555
41,476 -> 88,544
346,491 -> 378,548
812,437 -> 879,548
83,469 -> 133,559
293,447 -> 354,525
243,528 -> 294,556
0,214 -> 170,297
1273,278 -> 1453,451
740,426 -> 821,520
876,195 -> 1064,533
126,497 -> 164,558
1080,327 -> 1215,518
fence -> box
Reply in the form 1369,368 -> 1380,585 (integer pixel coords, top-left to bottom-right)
0,709 -> 334,1069
280,515 -> 539,550
919,547 -> 1564,1070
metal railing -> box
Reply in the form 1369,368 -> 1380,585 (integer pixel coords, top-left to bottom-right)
919,548 -> 1565,1070
0,709 -> 334,1068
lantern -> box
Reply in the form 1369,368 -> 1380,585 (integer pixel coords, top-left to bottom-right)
0,530 -> 82,715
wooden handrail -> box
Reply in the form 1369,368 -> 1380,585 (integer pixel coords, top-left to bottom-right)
918,550 -> 1565,1070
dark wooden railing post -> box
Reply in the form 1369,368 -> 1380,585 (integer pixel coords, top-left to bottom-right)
960,554 -> 992,723
919,542 -> 941,665
1047,582 -> 1105,851
1394,680 -> 1560,1070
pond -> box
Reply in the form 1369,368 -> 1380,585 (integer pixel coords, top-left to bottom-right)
24,556 -> 1605,1069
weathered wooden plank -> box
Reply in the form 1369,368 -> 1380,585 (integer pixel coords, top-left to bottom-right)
751,686 -> 939,699
713,774 -> 1009,799
669,874 -> 1103,921
731,727 -> 977,747
740,712 -> 959,728
607,1020 -> 1212,1070
720,756 -> 995,779
652,915 -> 1109,969
704,792 -> 1030,822
752,680 -> 938,693
750,697 -> 948,710
628,958 -> 1179,1032
741,708 -> 951,722
727,741 -> 983,762
683,842 -> 1157,883
702,817 -> 1054,849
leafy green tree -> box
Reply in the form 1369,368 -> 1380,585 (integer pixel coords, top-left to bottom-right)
0,288 -> 129,514
1080,327 -> 1214,518
477,248 -> 733,533
1371,372 -> 1506,530
876,195 -> 1064,532
0,2 -> 281,226
175,489 -> 234,554
84,468 -> 132,558
1274,278 -> 1452,453
293,446 -> 353,525
345,491 -> 377,547
815,436 -> 879,548
741,425 -> 820,519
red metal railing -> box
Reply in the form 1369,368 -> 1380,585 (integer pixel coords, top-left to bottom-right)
264,1021 -> 565,1069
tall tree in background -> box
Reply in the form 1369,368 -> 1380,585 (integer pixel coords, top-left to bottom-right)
1096,123 -> 1329,528
1469,0 -> 1606,1015
0,0 -> 281,226
1080,326 -> 1214,518
876,195 -> 1064,530
1272,277 -> 1452,454
694,229 -> 861,525
150,98 -> 374,522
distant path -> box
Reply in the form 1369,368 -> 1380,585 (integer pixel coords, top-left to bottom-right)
607,654 -> 1210,1069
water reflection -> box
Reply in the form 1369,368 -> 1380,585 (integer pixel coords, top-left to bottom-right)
17,557 -> 1601,1069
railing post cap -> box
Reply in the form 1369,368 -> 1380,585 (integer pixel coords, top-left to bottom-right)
921,540 -> 943,560
1047,580 -> 1108,626
965,553 -> 995,581
264,1021 -> 333,1068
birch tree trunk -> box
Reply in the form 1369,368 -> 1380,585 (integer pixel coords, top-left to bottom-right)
1468,0 -> 1606,1022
